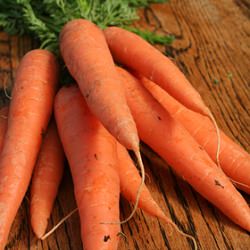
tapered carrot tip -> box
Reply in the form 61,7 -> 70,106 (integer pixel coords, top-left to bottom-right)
31,212 -> 49,239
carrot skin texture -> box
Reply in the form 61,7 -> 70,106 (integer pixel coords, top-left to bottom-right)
54,85 -> 120,250
117,142 -> 167,221
141,76 -> 250,194
104,27 -> 209,115
0,106 -> 8,152
0,49 -> 58,249
30,120 -> 64,238
60,19 -> 139,151
118,67 -> 250,232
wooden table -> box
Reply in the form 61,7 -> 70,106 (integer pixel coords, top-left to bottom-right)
0,0 -> 249,249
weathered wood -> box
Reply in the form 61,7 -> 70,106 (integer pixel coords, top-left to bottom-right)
0,0 -> 249,249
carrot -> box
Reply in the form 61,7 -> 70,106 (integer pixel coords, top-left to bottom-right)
60,19 -> 138,151
36,140 -> 195,247
104,27 -> 208,116
117,67 -> 250,232
117,142 -> 166,218
30,120 -> 64,239
0,49 -> 58,249
54,84 -> 120,250
117,142 -> 197,248
140,75 -> 250,194
104,27 -> 222,168
0,106 -> 8,152
59,19 -> 145,223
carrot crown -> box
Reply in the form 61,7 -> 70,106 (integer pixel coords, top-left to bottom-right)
0,0 -> 174,54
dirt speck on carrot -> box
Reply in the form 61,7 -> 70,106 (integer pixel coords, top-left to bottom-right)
215,180 -> 224,188
103,235 -> 111,242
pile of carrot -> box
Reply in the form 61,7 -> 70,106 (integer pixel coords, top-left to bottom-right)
0,19 -> 249,250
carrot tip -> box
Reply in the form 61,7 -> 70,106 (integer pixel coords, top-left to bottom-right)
32,219 -> 48,239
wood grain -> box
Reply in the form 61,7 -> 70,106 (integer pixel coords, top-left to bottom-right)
0,0 -> 249,249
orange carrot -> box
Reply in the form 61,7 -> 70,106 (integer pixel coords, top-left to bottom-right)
118,67 -> 250,232
60,19 -> 138,151
140,75 -> 250,194
0,106 -> 8,152
54,84 -> 120,250
60,19 -> 145,223
39,139 -> 196,248
0,49 -> 58,249
30,120 -> 64,239
104,27 -> 209,116
117,142 -> 197,248
117,142 -> 166,220
104,27 -> 222,169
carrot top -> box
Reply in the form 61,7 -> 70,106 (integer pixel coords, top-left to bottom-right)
0,0 -> 173,53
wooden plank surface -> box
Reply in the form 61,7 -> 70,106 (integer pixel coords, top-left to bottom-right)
0,0 -> 249,249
